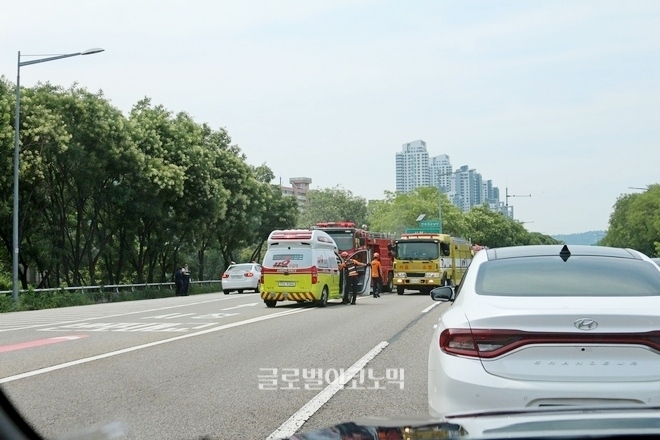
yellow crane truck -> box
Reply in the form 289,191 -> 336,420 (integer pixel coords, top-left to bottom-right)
390,232 -> 473,295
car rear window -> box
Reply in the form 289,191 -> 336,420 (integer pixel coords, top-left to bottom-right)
476,256 -> 660,296
227,264 -> 254,272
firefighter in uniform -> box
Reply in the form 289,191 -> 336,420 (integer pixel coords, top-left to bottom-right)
339,251 -> 367,305
370,253 -> 383,298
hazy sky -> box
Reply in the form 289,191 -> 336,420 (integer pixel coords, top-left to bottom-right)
2,1 -> 659,235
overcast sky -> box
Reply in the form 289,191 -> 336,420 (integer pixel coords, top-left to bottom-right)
2,1 -> 659,235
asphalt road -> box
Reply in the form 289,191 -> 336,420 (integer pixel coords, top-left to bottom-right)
0,290 -> 449,440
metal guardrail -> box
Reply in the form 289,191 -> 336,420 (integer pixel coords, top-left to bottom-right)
0,280 -> 223,296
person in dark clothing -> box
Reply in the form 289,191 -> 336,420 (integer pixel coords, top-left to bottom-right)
175,263 -> 191,296
339,252 -> 367,305
175,265 -> 184,296
181,263 -> 191,296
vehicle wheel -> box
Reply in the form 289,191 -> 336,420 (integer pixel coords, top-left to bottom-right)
237,289 -> 244,294
223,290 -> 231,295
265,300 -> 277,308
316,286 -> 329,307
384,273 -> 394,293
255,282 -> 261,293
441,272 -> 448,286
397,286 -> 404,295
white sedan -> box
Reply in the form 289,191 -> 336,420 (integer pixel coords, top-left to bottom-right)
428,244 -> 660,417
221,263 -> 262,294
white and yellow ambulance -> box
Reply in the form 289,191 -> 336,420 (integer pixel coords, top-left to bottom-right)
260,229 -> 343,308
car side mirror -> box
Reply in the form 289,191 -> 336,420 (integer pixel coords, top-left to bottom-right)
430,286 -> 454,302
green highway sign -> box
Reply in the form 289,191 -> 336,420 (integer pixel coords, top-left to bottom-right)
419,220 -> 440,228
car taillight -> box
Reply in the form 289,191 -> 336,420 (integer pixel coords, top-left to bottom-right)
440,329 -> 527,358
222,273 -> 229,279
440,329 -> 660,359
311,266 -> 318,284
244,272 -> 254,277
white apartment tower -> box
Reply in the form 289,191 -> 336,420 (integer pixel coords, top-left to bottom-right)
395,140 -> 430,193
430,154 -> 453,193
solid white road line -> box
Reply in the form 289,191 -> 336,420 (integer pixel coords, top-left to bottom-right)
0,308 -> 312,384
266,341 -> 390,440
421,302 -> 441,314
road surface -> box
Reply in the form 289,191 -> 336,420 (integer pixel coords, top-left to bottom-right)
0,290 -> 448,439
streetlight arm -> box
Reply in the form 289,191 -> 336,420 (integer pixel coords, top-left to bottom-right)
19,48 -> 104,67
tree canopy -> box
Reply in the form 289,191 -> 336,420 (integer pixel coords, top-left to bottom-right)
600,185 -> 660,256
0,78 -> 298,289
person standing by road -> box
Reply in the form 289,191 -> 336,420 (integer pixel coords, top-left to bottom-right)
370,253 -> 383,298
339,252 -> 367,305
181,263 -> 192,296
174,264 -> 185,296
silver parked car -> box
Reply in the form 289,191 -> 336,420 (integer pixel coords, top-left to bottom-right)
221,263 -> 262,294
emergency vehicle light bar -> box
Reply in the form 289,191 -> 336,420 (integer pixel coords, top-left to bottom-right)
315,221 -> 356,228
271,232 -> 313,240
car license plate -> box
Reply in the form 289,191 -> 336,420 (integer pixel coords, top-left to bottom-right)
409,278 -> 421,284
231,275 -> 242,279
278,281 -> 295,287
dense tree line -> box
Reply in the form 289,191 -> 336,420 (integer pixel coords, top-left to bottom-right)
600,184 -> 660,257
0,79 -> 298,289
302,186 -> 561,247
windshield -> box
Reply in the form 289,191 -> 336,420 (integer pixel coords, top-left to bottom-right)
226,264 -> 255,272
396,242 -> 440,260
476,256 -> 660,296
323,230 -> 354,251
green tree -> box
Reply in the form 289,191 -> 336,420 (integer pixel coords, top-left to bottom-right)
526,231 -> 562,245
247,165 -> 298,263
464,205 -> 530,248
367,187 -> 467,237
601,185 -> 660,256
297,186 -> 368,229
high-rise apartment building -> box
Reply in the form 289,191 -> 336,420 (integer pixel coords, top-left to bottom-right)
429,154 -> 453,193
395,140 -> 430,193
450,165 -> 483,212
395,141 -> 507,215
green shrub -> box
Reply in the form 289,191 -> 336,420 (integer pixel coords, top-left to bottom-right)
0,283 -> 222,313
0,293 -> 14,312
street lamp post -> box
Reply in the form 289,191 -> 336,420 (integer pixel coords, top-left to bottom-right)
504,186 -> 531,218
12,48 -> 104,301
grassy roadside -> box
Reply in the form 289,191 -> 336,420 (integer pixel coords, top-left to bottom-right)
0,285 -> 223,313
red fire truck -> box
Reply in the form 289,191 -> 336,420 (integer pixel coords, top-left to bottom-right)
312,221 -> 396,293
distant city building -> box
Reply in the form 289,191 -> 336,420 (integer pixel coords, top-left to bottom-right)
280,177 -> 311,210
395,140 -> 513,216
395,140 -> 430,193
450,165 -> 483,212
429,154 -> 453,193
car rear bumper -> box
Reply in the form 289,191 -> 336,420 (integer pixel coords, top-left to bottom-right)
428,349 -> 658,417
222,279 -> 259,291
261,291 -> 319,301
